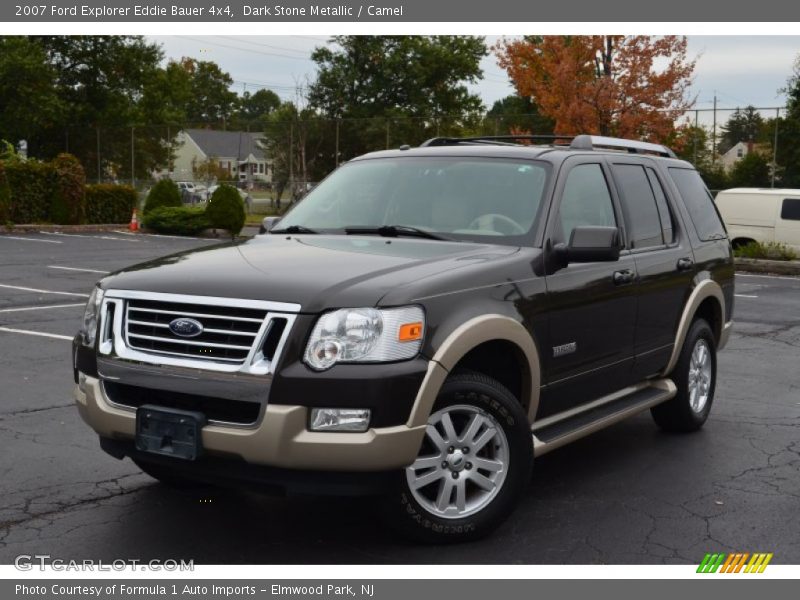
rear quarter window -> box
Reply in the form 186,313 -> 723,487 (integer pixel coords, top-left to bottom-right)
668,168 -> 727,241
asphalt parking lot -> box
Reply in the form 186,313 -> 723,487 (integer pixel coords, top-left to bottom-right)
0,231 -> 798,565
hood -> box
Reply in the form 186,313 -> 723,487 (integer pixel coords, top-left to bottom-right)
101,234 -> 520,313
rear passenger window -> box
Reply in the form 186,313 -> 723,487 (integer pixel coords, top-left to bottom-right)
668,168 -> 726,241
646,168 -> 675,244
781,199 -> 800,221
557,164 -> 617,242
612,164 -> 663,249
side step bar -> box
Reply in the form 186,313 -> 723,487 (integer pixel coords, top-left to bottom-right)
532,379 -> 676,457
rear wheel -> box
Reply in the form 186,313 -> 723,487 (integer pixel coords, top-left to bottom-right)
383,371 -> 533,543
652,318 -> 717,432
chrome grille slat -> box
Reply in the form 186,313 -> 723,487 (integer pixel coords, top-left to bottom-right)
126,306 -> 264,323
126,319 -> 258,337
127,332 -> 254,351
98,290 -> 300,375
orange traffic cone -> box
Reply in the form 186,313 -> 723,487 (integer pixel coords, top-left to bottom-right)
129,208 -> 139,232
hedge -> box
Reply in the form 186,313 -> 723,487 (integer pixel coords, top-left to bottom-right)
85,184 -> 138,224
50,154 -> 86,225
142,206 -> 210,236
3,160 -> 55,224
0,162 -> 10,224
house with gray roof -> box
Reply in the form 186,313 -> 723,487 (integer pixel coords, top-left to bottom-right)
167,128 -> 271,185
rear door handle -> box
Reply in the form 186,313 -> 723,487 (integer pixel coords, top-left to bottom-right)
613,269 -> 635,285
677,257 -> 694,271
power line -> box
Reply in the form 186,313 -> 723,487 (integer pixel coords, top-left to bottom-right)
179,36 -> 312,61
215,36 -> 314,56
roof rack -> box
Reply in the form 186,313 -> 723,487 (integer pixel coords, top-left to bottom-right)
420,135 -> 575,147
569,135 -> 676,158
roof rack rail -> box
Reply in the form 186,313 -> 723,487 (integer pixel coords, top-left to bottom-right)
569,135 -> 677,158
420,135 -> 575,147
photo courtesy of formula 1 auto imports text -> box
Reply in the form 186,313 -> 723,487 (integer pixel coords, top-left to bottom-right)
0,0 -> 799,597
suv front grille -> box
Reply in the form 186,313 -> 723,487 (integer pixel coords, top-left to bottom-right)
98,290 -> 300,374
125,299 -> 268,364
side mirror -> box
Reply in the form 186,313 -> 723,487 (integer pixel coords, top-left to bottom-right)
259,216 -> 282,235
554,226 -> 621,264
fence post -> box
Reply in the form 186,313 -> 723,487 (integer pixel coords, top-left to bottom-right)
772,108 -> 780,188
131,126 -> 136,189
96,126 -> 101,182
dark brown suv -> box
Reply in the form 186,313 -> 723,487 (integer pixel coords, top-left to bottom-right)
73,135 -> 734,542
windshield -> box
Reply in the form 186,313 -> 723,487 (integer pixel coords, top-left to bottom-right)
278,157 -> 550,243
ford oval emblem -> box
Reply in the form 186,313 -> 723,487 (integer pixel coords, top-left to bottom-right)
168,317 -> 204,338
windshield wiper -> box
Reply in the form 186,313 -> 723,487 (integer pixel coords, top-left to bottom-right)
344,225 -> 450,241
271,225 -> 318,234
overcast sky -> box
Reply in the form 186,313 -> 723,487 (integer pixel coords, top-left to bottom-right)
149,35 -> 800,119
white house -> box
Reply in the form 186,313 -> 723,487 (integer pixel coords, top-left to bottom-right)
167,129 -> 271,185
719,141 -> 750,173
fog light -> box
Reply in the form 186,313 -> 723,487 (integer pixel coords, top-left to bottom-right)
78,372 -> 87,393
309,408 -> 371,432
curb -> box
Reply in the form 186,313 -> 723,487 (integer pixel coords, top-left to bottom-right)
735,257 -> 800,276
4,224 -> 128,233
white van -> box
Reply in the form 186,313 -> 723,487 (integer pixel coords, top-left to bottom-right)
714,188 -> 800,251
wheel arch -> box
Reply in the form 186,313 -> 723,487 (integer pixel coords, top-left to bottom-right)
407,315 -> 541,427
662,279 -> 726,376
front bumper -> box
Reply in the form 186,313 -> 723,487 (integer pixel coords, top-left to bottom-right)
75,375 -> 427,472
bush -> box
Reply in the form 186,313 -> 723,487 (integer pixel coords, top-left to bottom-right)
144,179 -> 181,214
142,206 -> 210,236
734,240 -> 797,261
206,184 -> 245,238
85,184 -> 138,224
3,160 -> 56,223
50,154 -> 86,225
0,162 -> 11,225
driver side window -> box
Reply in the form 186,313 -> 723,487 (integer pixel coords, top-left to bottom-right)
557,164 -> 617,242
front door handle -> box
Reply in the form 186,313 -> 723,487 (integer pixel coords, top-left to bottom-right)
677,257 -> 694,271
613,269 -> 635,285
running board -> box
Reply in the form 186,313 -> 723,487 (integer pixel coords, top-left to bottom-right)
532,379 -> 676,457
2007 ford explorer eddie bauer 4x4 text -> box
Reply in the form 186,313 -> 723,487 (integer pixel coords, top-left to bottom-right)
73,135 -> 734,542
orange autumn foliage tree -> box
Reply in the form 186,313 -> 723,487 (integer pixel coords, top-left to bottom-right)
494,36 -> 696,142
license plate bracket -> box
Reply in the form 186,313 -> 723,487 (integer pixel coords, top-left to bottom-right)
135,405 -> 206,461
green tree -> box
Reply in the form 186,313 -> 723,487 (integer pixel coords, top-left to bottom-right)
232,89 -> 281,128
178,58 -> 238,125
0,37 -> 62,147
728,152 -> 772,188
483,94 -> 554,137
776,56 -> 800,187
309,36 -> 486,161
719,106 -> 765,155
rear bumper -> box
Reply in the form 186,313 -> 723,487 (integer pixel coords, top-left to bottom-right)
75,375 -> 426,472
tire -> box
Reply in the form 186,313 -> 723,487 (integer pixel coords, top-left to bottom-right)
133,458 -> 210,490
382,370 -> 533,543
651,318 -> 717,432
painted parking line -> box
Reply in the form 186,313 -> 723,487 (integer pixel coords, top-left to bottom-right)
0,326 -> 73,341
48,266 -> 109,274
734,294 -> 759,298
0,303 -> 84,313
736,273 -> 800,282
0,284 -> 90,298
0,235 -> 62,244
39,231 -> 140,243
113,230 -> 205,241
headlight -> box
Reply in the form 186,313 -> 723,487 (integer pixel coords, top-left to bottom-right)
81,287 -> 104,347
304,306 -> 424,371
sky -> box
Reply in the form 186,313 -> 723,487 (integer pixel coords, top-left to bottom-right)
149,35 -> 800,120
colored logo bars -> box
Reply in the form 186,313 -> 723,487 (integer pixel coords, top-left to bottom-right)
697,552 -> 773,573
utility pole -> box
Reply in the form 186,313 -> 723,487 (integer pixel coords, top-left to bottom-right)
711,94 -> 717,166
693,109 -> 699,165
96,127 -> 101,182
335,119 -> 340,168
772,107 -> 780,188
131,127 -> 135,188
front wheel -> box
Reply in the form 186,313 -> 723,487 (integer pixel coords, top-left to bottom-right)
383,371 -> 533,543
651,318 -> 717,432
